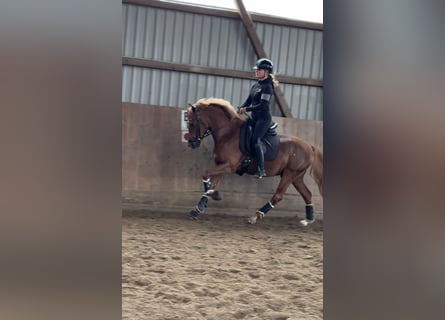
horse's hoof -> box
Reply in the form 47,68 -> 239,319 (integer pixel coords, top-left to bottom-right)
211,190 -> 222,201
300,218 -> 315,226
247,217 -> 257,224
247,211 -> 264,224
189,210 -> 200,220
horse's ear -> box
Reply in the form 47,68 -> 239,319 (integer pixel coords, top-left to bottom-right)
188,103 -> 196,111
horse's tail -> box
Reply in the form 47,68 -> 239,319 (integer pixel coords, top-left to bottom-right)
310,145 -> 323,197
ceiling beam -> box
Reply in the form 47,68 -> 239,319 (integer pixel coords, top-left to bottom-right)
122,57 -> 323,87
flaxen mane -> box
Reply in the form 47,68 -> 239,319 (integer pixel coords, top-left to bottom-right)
195,98 -> 240,120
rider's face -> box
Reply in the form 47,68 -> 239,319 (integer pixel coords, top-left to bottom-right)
255,69 -> 267,80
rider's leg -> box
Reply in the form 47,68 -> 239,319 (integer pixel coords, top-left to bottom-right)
251,119 -> 270,178
253,141 -> 266,178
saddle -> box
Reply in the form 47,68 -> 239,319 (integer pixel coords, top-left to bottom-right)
237,120 -> 280,175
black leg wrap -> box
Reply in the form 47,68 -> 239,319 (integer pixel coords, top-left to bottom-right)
211,190 -> 222,201
203,179 -> 211,192
257,202 -> 274,215
189,209 -> 200,220
197,195 -> 209,213
305,204 -> 314,221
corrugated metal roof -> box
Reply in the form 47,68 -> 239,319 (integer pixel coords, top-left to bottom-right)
122,3 -> 323,120
255,22 -> 323,80
123,4 -> 255,68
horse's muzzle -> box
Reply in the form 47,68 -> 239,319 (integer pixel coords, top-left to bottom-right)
188,137 -> 201,149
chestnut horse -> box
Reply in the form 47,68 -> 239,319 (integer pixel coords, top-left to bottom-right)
185,98 -> 323,226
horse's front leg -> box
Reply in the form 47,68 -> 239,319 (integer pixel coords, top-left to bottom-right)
202,174 -> 223,201
189,162 -> 233,220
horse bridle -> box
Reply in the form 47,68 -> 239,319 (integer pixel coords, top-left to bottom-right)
187,103 -> 237,149
187,104 -> 211,149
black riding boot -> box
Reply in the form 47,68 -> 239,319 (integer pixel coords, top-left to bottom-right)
254,143 -> 266,178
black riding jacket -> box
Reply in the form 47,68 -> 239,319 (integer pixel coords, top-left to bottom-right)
241,77 -> 273,122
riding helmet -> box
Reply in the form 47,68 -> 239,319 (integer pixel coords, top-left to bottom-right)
253,58 -> 273,73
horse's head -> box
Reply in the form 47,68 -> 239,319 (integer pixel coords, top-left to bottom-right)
185,98 -> 239,149
185,103 -> 211,149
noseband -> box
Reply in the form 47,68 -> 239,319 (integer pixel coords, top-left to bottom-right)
188,105 -> 211,149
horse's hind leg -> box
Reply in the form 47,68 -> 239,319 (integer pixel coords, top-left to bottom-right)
247,171 -> 297,224
292,177 -> 315,226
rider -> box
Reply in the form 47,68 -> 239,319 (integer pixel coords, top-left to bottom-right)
238,58 -> 279,179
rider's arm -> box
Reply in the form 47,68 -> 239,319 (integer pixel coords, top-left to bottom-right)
245,85 -> 273,111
